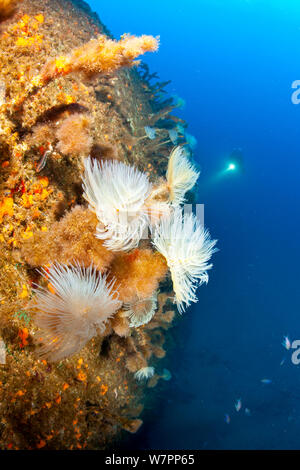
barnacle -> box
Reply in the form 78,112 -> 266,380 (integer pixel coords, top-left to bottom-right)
30,262 -> 121,361
152,208 -> 218,313
82,157 -> 152,251
166,146 -> 200,206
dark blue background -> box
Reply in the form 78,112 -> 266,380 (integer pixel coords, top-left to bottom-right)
88,0 -> 300,449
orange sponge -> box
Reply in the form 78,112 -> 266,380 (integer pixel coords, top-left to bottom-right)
109,248 -> 167,303
41,34 -> 159,83
21,206 -> 114,271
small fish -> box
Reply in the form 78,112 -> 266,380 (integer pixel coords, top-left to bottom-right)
224,413 -> 230,424
282,336 -> 291,350
245,408 -> 251,416
235,398 -> 242,412
36,145 -> 53,173
280,357 -> 286,366
261,378 -> 272,384
144,126 -> 156,140
176,123 -> 185,135
168,129 -> 178,145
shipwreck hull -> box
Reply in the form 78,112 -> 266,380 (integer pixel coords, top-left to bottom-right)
0,0 -> 181,450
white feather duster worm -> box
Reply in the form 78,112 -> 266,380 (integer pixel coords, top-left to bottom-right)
152,209 -> 217,313
82,157 -> 151,251
166,146 -> 200,206
124,292 -> 158,328
31,262 -> 121,362
134,366 -> 155,381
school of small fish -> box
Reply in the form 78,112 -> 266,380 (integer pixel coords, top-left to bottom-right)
223,335 -> 293,425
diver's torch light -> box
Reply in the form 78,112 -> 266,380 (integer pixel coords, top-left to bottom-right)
227,162 -> 236,171
225,149 -> 244,173
214,148 -> 244,183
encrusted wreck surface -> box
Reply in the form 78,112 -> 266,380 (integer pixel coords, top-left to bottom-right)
0,0 -> 187,450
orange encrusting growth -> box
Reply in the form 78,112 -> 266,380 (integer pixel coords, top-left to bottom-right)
18,327 -> 29,348
56,113 -> 93,157
8,33 -> 159,113
109,248 -> 168,303
20,206 -> 114,271
40,34 -> 159,84
0,196 -> 14,223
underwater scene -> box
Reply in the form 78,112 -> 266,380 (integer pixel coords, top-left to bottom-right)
0,0 -> 300,453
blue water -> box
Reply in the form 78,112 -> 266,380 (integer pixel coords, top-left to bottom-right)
88,0 -> 300,449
